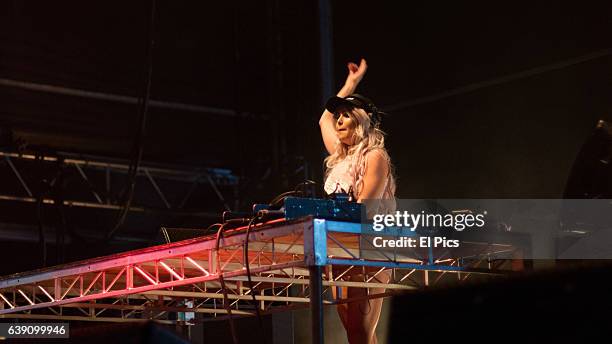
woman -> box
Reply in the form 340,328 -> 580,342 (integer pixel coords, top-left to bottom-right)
319,58 -> 396,344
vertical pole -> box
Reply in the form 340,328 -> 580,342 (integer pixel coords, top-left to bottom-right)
127,265 -> 133,289
309,265 -> 324,344
308,219 -> 328,344
54,278 -> 61,301
260,289 -> 265,310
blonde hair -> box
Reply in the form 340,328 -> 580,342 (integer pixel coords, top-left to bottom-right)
324,107 -> 396,199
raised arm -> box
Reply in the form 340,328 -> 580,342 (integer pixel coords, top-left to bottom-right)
319,59 -> 368,155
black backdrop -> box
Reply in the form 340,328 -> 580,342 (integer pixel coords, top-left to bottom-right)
0,1 -> 610,271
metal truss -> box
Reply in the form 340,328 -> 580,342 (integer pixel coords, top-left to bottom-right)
0,77 -> 266,119
0,150 -> 238,215
0,217 -> 526,325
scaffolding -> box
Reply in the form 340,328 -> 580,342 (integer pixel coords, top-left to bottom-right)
0,149 -> 238,216
0,216 -> 526,341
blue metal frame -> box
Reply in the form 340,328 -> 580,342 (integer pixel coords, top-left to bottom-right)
312,219 -> 328,266
308,218 -> 467,272
326,259 -> 465,272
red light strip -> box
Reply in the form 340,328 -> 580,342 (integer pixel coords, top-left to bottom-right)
17,289 -> 34,305
38,285 -> 55,302
159,261 -> 183,281
0,293 -> 14,309
83,272 -> 102,296
61,276 -> 80,301
134,266 -> 158,285
185,257 -> 210,276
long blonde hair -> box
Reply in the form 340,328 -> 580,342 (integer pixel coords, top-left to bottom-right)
324,107 -> 396,199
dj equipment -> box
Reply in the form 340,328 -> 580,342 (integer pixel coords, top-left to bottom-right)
252,194 -> 363,223
283,196 -> 363,222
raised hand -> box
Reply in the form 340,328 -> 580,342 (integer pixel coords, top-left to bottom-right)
345,58 -> 367,86
320,58 -> 368,155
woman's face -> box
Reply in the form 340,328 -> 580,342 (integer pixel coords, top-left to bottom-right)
335,108 -> 357,146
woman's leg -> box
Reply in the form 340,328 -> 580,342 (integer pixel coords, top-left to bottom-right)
335,286 -> 349,329
344,270 -> 391,344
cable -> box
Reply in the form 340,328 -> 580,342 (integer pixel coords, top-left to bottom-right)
268,190 -> 299,209
243,214 -> 270,344
215,222 -> 239,344
294,179 -> 317,195
214,213 -> 273,344
204,223 -> 223,235
268,180 -> 318,209
160,227 -> 171,244
106,0 -> 157,240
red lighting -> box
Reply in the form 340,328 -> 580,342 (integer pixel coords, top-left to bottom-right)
159,261 -> 183,281
0,293 -> 14,309
186,256 -> 210,276
38,285 -> 55,302
134,266 -> 158,285
17,289 -> 34,305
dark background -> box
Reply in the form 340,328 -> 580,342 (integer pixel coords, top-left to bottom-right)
0,1 -> 611,272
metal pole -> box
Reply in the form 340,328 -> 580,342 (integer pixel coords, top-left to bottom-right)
0,78 -> 246,118
309,265 -> 324,344
0,150 -> 238,185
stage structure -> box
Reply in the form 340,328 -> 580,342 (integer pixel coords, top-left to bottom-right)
0,216 -> 526,342
0,149 -> 238,217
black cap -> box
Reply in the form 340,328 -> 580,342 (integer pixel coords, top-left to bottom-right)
325,93 -> 383,127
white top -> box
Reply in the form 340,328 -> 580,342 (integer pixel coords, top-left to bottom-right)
324,153 -> 358,195
324,149 -> 396,215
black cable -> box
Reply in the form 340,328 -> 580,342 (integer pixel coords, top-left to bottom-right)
107,0 -> 156,240
268,190 -> 299,209
215,222 -> 239,344
268,180 -> 318,209
213,214 -> 273,344
243,214 -> 269,344
295,179 -> 317,198
204,223 -> 223,235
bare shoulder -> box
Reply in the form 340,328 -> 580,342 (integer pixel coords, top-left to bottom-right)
365,148 -> 390,163
364,149 -> 390,172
